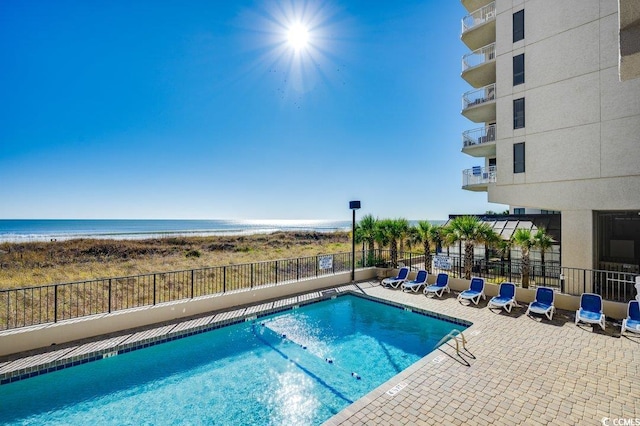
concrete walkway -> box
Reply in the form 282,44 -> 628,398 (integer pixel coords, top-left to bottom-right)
326,281 -> 639,425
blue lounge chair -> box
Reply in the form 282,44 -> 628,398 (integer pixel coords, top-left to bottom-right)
402,270 -> 428,293
575,293 -> 605,330
381,266 -> 410,289
621,300 -> 640,335
424,273 -> 450,298
457,277 -> 485,305
526,287 -> 555,320
487,282 -> 518,313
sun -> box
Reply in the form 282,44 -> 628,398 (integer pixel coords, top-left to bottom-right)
287,23 -> 309,50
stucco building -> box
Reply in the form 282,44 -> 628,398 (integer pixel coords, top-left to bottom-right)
459,0 -> 640,273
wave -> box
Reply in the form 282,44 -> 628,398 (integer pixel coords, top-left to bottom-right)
0,220 -> 352,243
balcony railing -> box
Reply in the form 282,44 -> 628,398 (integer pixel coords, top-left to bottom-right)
462,83 -> 495,110
463,165 -> 496,186
462,43 -> 495,72
462,2 -> 496,34
462,124 -> 496,148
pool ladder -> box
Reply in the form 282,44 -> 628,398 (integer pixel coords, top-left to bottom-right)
435,329 -> 467,355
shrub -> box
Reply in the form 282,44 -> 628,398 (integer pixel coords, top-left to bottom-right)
185,249 -> 201,258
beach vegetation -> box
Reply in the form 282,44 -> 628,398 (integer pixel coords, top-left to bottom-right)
185,249 -> 201,258
0,231 -> 351,289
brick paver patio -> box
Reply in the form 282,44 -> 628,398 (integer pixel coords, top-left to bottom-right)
326,281 -> 639,425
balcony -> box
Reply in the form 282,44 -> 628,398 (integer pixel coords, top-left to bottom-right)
461,0 -> 493,13
462,165 -> 496,192
461,2 -> 496,51
462,124 -> 496,157
461,83 -> 496,123
461,43 -> 495,88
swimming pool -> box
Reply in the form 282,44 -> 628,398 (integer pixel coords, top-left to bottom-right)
0,294 -> 469,425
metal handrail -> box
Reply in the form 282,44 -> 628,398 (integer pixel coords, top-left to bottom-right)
462,124 -> 496,148
462,83 -> 496,110
435,329 -> 467,355
462,43 -> 496,72
462,165 -> 497,186
461,2 -> 496,34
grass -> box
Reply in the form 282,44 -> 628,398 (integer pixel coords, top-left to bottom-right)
0,231 -> 351,290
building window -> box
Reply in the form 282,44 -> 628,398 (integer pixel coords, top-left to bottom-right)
513,10 -> 524,42
514,208 -> 525,215
513,54 -> 525,85
513,98 -> 525,129
514,142 -> 525,173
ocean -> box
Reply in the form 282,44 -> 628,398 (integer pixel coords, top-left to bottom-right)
0,219 -> 353,243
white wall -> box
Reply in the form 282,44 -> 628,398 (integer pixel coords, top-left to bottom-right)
487,0 -> 640,269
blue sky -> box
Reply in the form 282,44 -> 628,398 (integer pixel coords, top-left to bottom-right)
0,0 -> 507,221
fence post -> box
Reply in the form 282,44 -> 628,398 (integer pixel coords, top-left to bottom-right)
191,270 -> 194,298
223,266 -> 227,292
296,258 -> 299,281
251,264 -> 254,288
316,256 -> 318,277
54,284 -> 58,323
583,269 -> 586,294
108,279 -> 112,313
275,261 -> 278,284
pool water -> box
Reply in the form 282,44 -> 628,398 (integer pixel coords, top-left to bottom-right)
0,295 -> 467,425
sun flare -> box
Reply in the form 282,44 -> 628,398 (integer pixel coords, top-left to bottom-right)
287,23 -> 309,50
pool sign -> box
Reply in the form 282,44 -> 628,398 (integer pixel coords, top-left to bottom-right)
434,255 -> 452,270
319,255 -> 333,270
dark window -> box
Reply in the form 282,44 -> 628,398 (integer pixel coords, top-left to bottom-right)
514,142 -> 525,173
513,10 -> 524,42
514,208 -> 525,215
513,98 -> 525,129
513,54 -> 525,85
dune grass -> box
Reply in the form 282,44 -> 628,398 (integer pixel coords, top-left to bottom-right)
0,231 -> 351,290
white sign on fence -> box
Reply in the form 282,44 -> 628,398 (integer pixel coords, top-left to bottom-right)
319,255 -> 333,270
434,255 -> 452,270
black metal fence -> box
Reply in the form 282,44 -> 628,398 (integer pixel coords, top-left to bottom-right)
0,251 -> 356,330
2,249 -> 638,331
408,252 -> 637,303
560,267 -> 638,303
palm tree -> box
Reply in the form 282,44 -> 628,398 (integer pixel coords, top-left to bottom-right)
355,214 -> 378,266
373,220 -> 390,265
511,228 -> 536,288
413,220 -> 438,273
495,238 -> 512,279
377,218 -> 407,268
442,216 -> 497,280
534,228 -> 554,284
396,218 -> 410,260
406,226 -> 420,252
